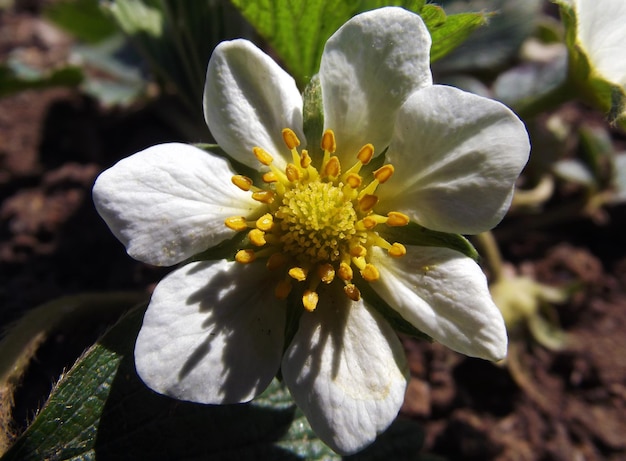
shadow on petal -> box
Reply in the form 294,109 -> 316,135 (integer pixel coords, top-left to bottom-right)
180,261 -> 286,404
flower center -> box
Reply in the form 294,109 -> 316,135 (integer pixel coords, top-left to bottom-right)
225,128 -> 409,312
277,181 -> 358,263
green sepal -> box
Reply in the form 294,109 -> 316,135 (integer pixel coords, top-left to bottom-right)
557,0 -> 626,124
382,222 -> 480,261
302,74 -> 324,164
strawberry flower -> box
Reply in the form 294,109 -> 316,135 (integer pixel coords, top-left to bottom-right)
93,7 -> 529,454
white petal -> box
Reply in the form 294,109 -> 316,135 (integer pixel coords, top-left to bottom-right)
282,284 -> 408,455
370,245 -> 507,361
93,143 -> 260,266
203,39 -> 305,169
378,85 -> 530,234
134,260 -> 285,404
574,0 -> 626,88
320,7 -> 432,160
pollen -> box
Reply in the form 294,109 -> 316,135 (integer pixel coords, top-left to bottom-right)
226,127 -> 411,310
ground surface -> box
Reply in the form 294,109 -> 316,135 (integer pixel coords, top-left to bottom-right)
1,7 -> 626,461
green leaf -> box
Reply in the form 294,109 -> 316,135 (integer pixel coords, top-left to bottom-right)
433,0 -> 542,72
44,0 -> 119,44
426,9 -> 490,62
229,0 -> 428,88
383,222 -> 479,261
1,305 -> 424,460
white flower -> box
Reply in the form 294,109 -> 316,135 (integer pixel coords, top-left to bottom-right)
93,7 -> 529,455
567,0 -> 626,90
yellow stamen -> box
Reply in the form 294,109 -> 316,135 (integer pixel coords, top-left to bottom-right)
228,127 -> 407,310
388,242 -> 407,257
288,266 -> 308,282
361,216 -> 378,229
323,156 -> 341,178
387,211 -> 410,227
300,150 -> 312,168
359,194 -> 378,212
361,263 -> 380,282
338,262 -> 353,281
357,144 -> 374,164
344,283 -> 360,301
318,263 -> 335,284
321,129 -> 336,153
303,290 -> 319,312
248,229 -> 266,246
256,213 -> 274,231
235,249 -> 256,264
374,165 -> 394,183
225,216 -> 248,232
232,175 -> 253,191
345,173 -> 362,189
252,190 -> 275,203
253,147 -> 274,165
262,172 -> 278,183
282,128 -> 300,149
286,163 -> 300,182
350,245 -> 367,257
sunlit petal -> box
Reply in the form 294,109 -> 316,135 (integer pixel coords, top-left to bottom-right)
93,143 -> 260,266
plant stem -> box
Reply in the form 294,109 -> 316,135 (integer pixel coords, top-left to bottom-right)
473,231 -> 505,282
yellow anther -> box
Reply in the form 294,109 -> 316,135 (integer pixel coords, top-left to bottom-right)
374,164 -> 394,183
321,129 -> 336,153
303,290 -> 319,312
386,211 -> 410,227
357,143 -> 374,164
361,263 -> 380,282
318,263 -> 335,284
267,252 -> 288,270
232,175 -> 253,191
362,216 -> 378,229
323,156 -> 341,178
253,147 -> 274,165
252,190 -> 275,204
262,171 -> 278,183
359,194 -> 378,212
300,150 -> 312,168
255,213 -> 274,231
338,262 -> 353,281
285,163 -> 300,182
350,245 -> 367,257
345,173 -> 362,189
288,266 -> 308,282
275,279 -> 292,299
235,249 -> 256,264
282,128 -> 300,150
248,229 -> 266,246
388,242 -> 407,257
344,283 -> 361,301
224,216 -> 248,232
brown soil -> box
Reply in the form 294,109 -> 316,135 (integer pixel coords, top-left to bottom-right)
2,7 -> 626,461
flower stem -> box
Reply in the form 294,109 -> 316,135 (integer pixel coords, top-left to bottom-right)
473,231 -> 505,283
